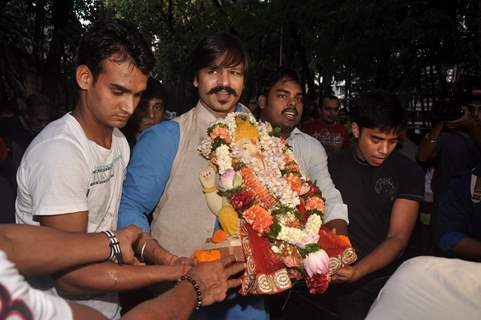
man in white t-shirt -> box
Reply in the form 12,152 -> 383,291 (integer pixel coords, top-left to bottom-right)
15,18 -> 190,319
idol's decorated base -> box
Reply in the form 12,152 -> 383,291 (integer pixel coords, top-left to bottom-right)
195,112 -> 356,295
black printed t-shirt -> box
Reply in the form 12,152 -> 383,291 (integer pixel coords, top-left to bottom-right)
328,147 -> 424,263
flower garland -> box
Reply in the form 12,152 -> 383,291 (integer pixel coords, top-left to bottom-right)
199,112 -> 330,291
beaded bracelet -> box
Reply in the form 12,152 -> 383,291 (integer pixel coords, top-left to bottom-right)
102,231 -> 123,265
178,274 -> 202,311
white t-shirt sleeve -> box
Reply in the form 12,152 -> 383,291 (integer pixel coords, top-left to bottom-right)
0,251 -> 73,320
23,138 -> 90,216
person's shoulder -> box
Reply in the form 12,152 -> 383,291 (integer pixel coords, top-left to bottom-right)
141,120 -> 180,139
331,147 -> 352,161
292,129 -> 322,146
389,151 -> 422,172
24,115 -> 86,158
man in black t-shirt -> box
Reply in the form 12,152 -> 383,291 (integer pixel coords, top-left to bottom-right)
326,91 -> 424,320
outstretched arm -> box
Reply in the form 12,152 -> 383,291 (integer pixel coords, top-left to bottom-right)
37,213 -> 188,295
0,223 -> 142,276
123,255 -> 245,320
332,198 -> 419,283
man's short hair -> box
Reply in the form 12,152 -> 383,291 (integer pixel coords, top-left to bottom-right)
258,67 -> 302,97
321,95 -> 340,108
352,90 -> 406,133
138,77 -> 168,110
190,32 -> 247,78
76,18 -> 155,80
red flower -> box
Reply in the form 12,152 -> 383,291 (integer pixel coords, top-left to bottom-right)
305,273 -> 329,294
231,191 -> 253,210
307,183 -> 320,195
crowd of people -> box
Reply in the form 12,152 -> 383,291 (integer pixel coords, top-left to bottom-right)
0,17 -> 480,320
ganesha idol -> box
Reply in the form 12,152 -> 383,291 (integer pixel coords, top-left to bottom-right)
197,112 -> 357,295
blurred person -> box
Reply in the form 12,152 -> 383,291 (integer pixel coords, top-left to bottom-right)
0,224 -> 245,320
302,95 -> 350,156
118,33 -> 268,319
0,93 -> 54,188
122,77 -> 168,149
433,161 -> 481,261
15,18 -> 193,319
417,98 -> 481,239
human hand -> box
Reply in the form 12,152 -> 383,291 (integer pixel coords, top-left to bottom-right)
330,265 -> 361,283
190,255 -> 245,306
445,106 -> 476,130
114,225 -> 144,265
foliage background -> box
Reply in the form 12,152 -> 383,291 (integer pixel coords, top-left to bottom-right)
1,0 -> 480,125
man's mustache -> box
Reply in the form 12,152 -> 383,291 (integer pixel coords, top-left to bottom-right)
282,107 -> 298,115
208,86 -> 238,97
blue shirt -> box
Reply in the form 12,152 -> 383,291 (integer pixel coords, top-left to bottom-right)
118,120 -> 179,231
435,165 -> 481,255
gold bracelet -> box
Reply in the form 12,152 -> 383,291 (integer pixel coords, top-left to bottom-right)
202,186 -> 217,193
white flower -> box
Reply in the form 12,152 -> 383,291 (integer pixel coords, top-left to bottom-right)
216,144 -> 232,174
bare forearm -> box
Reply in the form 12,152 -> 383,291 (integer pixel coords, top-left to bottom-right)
354,236 -> 407,279
452,237 -> 481,261
0,224 -> 109,275
55,263 -> 185,295
122,282 -> 195,320
138,234 -> 177,265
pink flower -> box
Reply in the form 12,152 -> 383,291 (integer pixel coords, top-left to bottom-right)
210,127 -> 231,143
217,168 -> 235,190
304,249 -> 329,277
305,196 -> 325,211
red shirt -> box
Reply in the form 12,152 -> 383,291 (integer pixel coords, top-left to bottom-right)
302,120 -> 350,155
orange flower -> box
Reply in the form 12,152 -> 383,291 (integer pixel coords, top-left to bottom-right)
243,205 -> 273,233
305,196 -> 325,211
337,235 -> 352,247
210,127 -> 231,143
240,167 -> 275,208
193,249 -> 221,262
211,230 -> 228,243
286,173 -> 302,193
